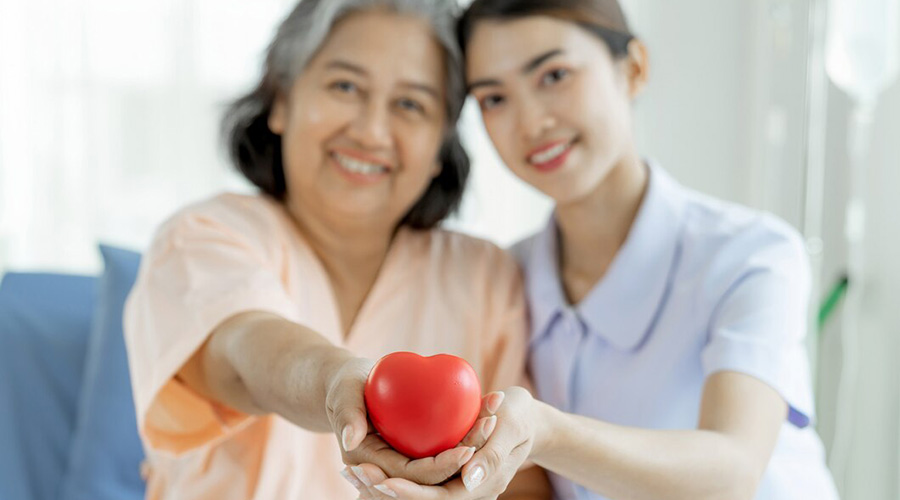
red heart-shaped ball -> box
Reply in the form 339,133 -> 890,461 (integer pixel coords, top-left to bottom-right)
364,352 -> 482,459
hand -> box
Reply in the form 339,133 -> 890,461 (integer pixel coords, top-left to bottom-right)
327,358 -> 495,486
340,394 -> 503,486
343,388 -> 541,499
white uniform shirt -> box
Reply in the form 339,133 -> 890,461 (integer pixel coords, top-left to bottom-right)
515,162 -> 838,500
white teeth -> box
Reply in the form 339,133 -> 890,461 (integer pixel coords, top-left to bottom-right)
333,153 -> 387,175
529,142 -> 570,164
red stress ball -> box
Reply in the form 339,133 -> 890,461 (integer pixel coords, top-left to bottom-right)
364,352 -> 482,459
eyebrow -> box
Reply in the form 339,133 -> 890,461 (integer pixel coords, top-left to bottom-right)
466,49 -> 564,92
325,59 -> 441,100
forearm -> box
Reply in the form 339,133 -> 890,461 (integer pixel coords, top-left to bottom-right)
531,402 -> 761,500
179,311 -> 353,432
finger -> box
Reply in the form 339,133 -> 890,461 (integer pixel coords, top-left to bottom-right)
341,466 -> 373,499
458,415 -> 497,451
326,359 -> 374,452
401,445 -> 475,485
329,385 -> 368,453
344,435 -> 422,481
483,391 -> 505,416
347,436 -> 474,485
343,433 -> 398,466
381,476 -> 470,500
459,427 -> 517,492
336,405 -> 368,453
353,463 -> 397,499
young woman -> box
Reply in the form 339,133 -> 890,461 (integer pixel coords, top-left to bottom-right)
123,0 -> 549,498
347,1 -> 839,499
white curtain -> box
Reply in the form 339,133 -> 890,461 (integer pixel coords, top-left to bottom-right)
0,0 -> 551,274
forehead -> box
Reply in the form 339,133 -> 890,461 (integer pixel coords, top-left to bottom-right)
465,16 -> 597,79
312,10 -> 446,86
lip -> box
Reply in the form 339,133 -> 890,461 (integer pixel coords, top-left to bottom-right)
330,148 -> 393,170
526,139 -> 571,159
526,139 -> 576,173
329,150 -> 393,185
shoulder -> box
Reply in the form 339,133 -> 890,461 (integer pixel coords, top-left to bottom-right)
677,189 -> 809,298
156,192 -> 289,244
146,192 -> 293,265
683,190 -> 805,265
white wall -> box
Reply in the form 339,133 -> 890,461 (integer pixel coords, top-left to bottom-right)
815,68 -> 900,500
0,0 -> 291,274
624,1 -> 900,498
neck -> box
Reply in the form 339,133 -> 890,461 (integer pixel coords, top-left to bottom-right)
554,151 -> 648,303
285,196 -> 395,285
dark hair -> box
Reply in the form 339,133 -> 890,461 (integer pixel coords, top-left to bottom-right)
458,0 -> 636,60
222,0 -> 469,230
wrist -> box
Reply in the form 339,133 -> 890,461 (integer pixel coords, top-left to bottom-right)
319,347 -> 357,393
530,398 -> 560,463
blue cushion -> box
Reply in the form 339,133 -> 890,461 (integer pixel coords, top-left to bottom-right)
0,272 -> 96,500
59,245 -> 145,500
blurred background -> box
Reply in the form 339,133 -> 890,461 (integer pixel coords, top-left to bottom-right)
0,0 -> 898,498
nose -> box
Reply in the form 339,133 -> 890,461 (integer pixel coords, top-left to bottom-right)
347,99 -> 392,150
516,94 -> 556,142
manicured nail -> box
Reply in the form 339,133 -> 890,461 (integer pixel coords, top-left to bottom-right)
463,465 -> 485,491
486,392 -> 505,414
351,466 -> 372,487
458,446 -> 476,466
374,484 -> 398,498
340,467 -> 363,490
482,415 -> 497,439
342,426 -> 354,451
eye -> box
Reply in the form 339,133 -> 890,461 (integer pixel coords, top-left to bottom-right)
540,68 -> 569,86
330,80 -> 358,94
479,94 -> 505,110
396,97 -> 425,114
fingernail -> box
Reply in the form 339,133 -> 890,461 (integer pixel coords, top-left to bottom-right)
342,426 -> 354,451
482,415 -> 497,439
340,467 -> 364,490
351,466 -> 372,487
463,465 -> 485,491
486,392 -> 505,414
374,484 -> 398,498
458,446 -> 476,466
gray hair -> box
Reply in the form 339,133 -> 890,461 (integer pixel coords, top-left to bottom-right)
269,0 -> 465,123
222,0 -> 470,229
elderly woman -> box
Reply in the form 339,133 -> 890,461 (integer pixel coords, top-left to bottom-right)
123,1 -> 550,498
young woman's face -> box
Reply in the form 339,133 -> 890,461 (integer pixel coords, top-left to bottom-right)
269,10 -> 447,227
466,16 -> 641,204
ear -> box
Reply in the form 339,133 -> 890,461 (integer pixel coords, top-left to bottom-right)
268,93 -> 287,135
624,39 -> 649,99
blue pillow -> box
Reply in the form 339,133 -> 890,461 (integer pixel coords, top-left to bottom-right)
0,272 -> 96,500
59,245 -> 145,500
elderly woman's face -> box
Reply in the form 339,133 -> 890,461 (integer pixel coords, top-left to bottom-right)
269,9 -> 447,228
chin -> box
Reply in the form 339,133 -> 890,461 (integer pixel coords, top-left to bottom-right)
530,171 -> 598,206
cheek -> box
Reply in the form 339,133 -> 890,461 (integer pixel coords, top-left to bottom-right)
483,114 -> 519,162
286,95 -> 335,141
399,124 -> 443,178
578,82 -> 628,149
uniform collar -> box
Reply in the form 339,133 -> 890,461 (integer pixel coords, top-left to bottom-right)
525,161 -> 686,351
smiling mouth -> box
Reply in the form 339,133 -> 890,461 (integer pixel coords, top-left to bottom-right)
527,138 -> 576,170
331,152 -> 390,176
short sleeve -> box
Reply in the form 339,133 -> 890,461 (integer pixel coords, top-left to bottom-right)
701,223 -> 815,425
124,199 -> 301,455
